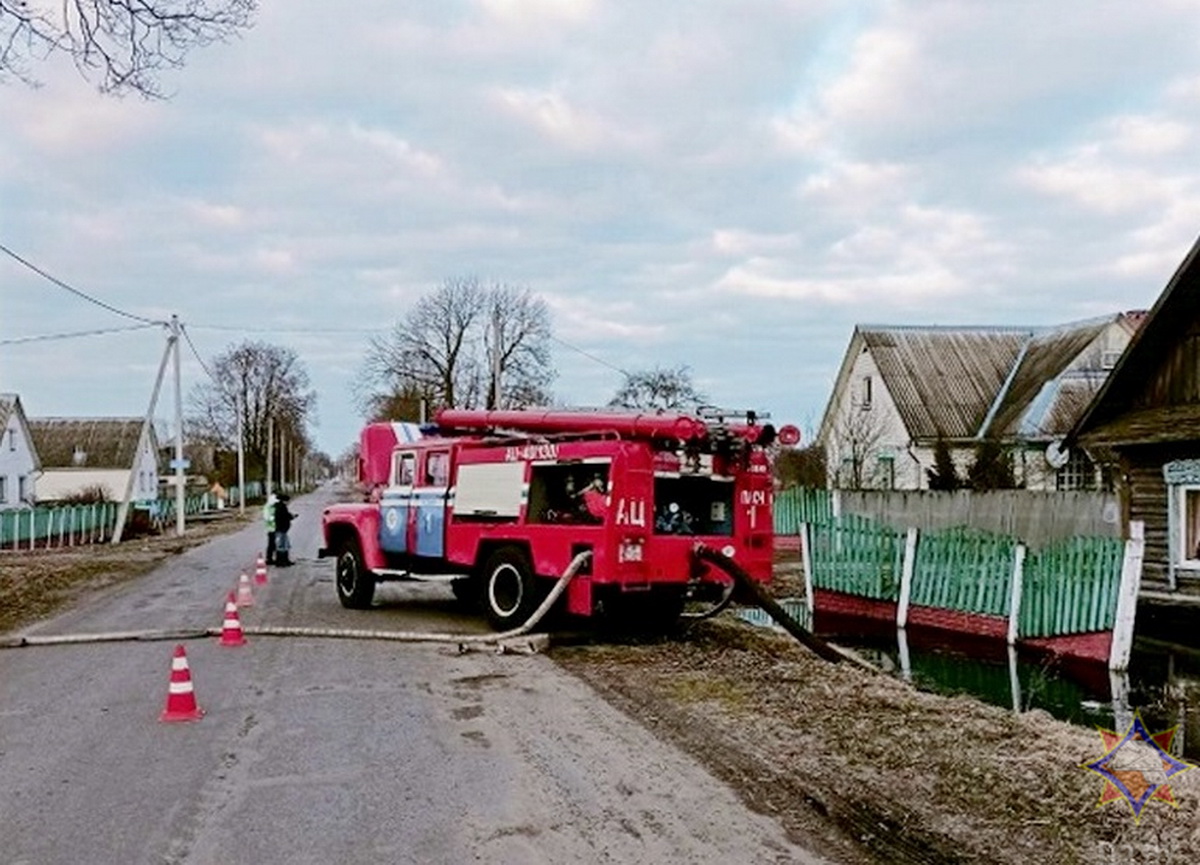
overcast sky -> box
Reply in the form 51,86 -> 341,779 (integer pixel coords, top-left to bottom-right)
3,0 -> 1199,457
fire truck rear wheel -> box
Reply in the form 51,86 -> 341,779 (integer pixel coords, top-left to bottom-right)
336,538 -> 375,609
483,547 -> 539,631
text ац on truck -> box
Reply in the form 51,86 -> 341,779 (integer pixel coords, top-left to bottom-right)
319,407 -> 800,631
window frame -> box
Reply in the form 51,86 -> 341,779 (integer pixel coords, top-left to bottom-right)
1176,484 -> 1200,570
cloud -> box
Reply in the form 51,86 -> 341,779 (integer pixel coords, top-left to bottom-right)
491,86 -> 650,153
6,0 -> 1200,454
474,0 -> 597,27
543,294 -> 664,341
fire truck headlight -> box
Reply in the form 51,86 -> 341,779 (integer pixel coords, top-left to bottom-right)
721,544 -> 736,558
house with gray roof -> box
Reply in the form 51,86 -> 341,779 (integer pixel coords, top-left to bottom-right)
0,394 -> 41,508
816,313 -> 1142,490
28,417 -> 160,503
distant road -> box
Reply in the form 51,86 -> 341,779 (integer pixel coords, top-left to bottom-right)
0,487 -> 826,864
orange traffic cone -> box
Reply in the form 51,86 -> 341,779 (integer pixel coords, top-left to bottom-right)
254,553 -> 268,585
160,644 -> 204,722
236,572 -> 255,608
218,592 -> 247,647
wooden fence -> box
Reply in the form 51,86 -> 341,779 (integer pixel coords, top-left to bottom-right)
0,481 -> 270,551
0,502 -> 121,549
774,486 -> 1120,547
908,526 -> 1015,618
774,487 -> 834,536
1020,537 -> 1125,637
798,513 -> 1140,668
805,516 -> 903,600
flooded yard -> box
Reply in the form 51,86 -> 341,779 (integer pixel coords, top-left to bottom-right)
742,601 -> 1200,761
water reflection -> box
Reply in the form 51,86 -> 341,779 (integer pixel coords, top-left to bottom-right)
814,613 -> 1199,760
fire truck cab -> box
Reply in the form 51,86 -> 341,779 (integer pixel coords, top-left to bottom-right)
320,408 -> 797,631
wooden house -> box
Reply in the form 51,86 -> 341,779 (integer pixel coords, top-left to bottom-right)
28,418 -> 160,504
1071,236 -> 1200,595
0,394 -> 41,508
817,314 -> 1142,490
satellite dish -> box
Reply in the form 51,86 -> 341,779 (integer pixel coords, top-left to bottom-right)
1045,439 -> 1070,469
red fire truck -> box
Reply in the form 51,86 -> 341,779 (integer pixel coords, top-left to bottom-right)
320,408 -> 798,630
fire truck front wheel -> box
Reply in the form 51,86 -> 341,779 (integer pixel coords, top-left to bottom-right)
483,547 -> 539,631
335,538 -> 376,609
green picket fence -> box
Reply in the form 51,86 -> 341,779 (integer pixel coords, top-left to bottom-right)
1020,537 -> 1124,637
806,515 -> 904,600
910,526 -> 1015,617
774,487 -> 833,535
150,493 -> 218,526
0,502 -> 121,549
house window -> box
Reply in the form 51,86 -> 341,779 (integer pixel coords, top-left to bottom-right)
875,454 -> 895,490
7,429 -> 14,451
839,457 -> 855,488
1181,487 -> 1200,566
17,476 -> 26,502
861,375 -> 873,409
1055,450 -> 1096,491
0,476 -> 7,503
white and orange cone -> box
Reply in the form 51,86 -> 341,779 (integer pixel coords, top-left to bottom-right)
218,591 -> 247,647
254,553 -> 268,586
159,644 -> 204,723
236,572 -> 255,608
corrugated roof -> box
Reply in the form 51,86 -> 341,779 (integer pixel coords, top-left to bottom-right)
1015,373 -> 1107,438
861,326 -> 1030,439
28,418 -> 153,469
986,317 -> 1115,437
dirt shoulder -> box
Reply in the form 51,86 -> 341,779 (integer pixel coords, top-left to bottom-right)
555,616 -> 1200,864
0,510 -> 256,634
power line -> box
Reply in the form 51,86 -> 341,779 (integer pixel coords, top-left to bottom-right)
0,323 -> 161,346
550,335 -> 630,377
188,323 -> 385,335
179,324 -> 215,382
0,242 -> 164,326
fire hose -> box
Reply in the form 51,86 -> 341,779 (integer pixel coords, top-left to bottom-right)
0,551 -> 592,651
692,544 -> 844,664
1,547 -> 845,665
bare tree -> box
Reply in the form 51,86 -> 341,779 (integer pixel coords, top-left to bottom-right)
483,285 -> 554,410
1,0 -> 256,98
830,402 -> 889,489
608,365 -> 705,411
186,340 -> 316,483
361,277 -> 555,418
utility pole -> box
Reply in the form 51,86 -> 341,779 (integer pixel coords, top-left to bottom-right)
112,323 -> 173,544
491,304 -> 502,410
266,414 -> 274,497
236,389 -> 246,514
171,314 -> 185,537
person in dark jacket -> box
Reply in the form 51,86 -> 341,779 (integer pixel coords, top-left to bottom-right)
273,494 -> 297,566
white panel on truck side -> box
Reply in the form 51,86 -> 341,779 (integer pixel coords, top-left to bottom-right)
454,462 -> 525,517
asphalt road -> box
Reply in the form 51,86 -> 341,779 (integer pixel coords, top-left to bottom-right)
0,487 -> 827,864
